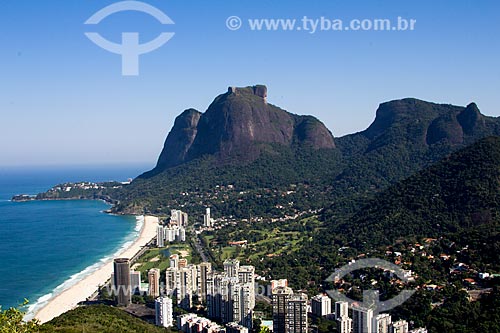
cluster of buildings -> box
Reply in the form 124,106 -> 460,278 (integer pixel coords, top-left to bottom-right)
308,294 -> 426,333
169,258 -> 255,332
156,209 -> 189,247
206,259 -> 255,329
177,313 -> 248,333
165,257 -> 256,330
165,254 -> 212,309
112,256 -> 427,333
113,209 -> 430,333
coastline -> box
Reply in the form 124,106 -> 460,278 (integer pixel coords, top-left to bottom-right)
31,215 -> 159,324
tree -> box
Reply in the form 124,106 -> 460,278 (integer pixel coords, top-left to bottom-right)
0,300 -> 40,333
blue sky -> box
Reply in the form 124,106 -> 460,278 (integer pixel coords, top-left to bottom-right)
1,0 -> 499,167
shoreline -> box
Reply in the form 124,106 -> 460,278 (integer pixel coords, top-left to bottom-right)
31,215 -> 159,324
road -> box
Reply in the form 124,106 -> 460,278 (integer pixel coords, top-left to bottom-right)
188,226 -> 210,263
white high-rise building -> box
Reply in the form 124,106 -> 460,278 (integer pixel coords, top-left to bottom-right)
158,225 -> 186,245
311,294 -> 332,317
179,227 -> 186,242
335,301 -> 352,333
232,282 -> 254,330
207,273 -> 239,324
352,307 -> 373,333
171,209 -> 181,225
177,313 -> 223,332
373,313 -> 392,333
170,254 -> 179,269
337,315 -> 353,333
155,296 -> 173,327
238,265 -> 255,309
224,259 -> 240,278
391,320 -> 409,333
166,227 -> 175,242
165,265 -> 198,310
204,207 -> 213,227
171,209 -> 188,227
272,287 -> 308,333
335,301 -> 349,320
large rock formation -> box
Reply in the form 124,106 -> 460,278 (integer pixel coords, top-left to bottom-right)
152,85 -> 335,173
358,98 -> 498,149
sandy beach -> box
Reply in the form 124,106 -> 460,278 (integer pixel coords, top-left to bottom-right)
33,215 -> 159,324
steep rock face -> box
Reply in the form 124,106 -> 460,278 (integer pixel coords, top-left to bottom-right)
334,98 -> 500,191
426,113 -> 464,145
457,103 -> 486,135
155,108 -> 201,170
293,116 -> 336,148
360,98 -> 495,148
150,85 -> 335,173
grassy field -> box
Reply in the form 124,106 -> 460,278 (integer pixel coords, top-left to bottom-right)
209,216 -> 321,263
133,242 -> 193,274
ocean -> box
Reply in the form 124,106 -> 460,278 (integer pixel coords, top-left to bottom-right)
0,165 -> 149,316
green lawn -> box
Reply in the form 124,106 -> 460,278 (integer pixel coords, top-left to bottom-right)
133,243 -> 193,273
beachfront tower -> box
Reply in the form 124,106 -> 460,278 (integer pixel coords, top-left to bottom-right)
157,225 -> 165,247
113,258 -> 131,306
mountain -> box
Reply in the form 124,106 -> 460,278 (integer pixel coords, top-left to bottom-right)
146,85 -> 335,174
361,99 -> 490,146
327,136 -> 500,261
144,85 -> 335,177
68,87 -> 500,217
333,98 -> 500,192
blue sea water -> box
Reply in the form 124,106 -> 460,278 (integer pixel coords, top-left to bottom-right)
0,165 -> 150,314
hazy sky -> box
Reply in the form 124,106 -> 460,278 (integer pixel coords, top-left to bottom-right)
1,0 -> 499,167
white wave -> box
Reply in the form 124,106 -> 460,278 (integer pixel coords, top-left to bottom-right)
24,215 -> 144,321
